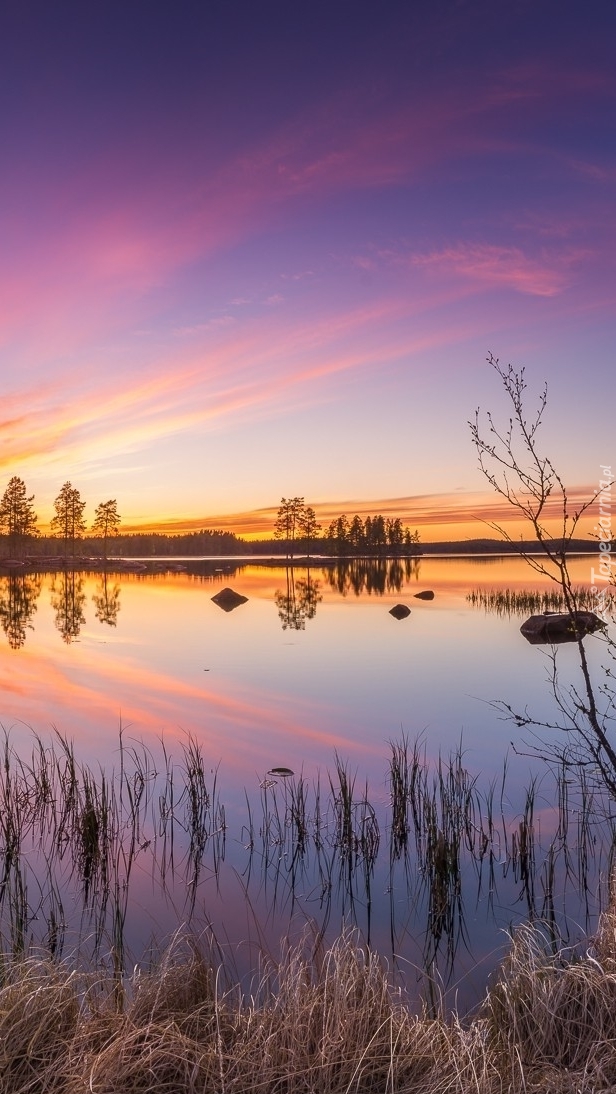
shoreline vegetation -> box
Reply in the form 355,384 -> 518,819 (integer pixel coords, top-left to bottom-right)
0,729 -> 613,1090
3,912 -> 616,1093
0,475 -> 599,565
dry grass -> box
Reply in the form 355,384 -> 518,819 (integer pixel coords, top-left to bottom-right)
5,918 -> 616,1092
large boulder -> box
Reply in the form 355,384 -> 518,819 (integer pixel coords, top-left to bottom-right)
211,587 -> 248,612
389,604 -> 411,620
520,611 -> 605,645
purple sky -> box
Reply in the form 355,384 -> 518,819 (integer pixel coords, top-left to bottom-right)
2,1 -> 614,537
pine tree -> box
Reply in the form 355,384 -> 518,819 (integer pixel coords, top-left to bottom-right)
298,505 -> 321,559
92,499 -> 121,562
51,482 -> 86,558
0,477 -> 38,556
274,497 -> 305,559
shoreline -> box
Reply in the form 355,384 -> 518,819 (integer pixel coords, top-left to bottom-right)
0,546 -> 598,575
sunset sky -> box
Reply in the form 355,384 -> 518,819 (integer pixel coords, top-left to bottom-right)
2,1 -> 614,540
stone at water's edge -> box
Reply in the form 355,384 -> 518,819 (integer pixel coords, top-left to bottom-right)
211,587 -> 249,612
389,604 -> 411,620
520,610 -> 605,644
414,590 -> 435,600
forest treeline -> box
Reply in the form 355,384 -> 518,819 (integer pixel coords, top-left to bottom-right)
0,476 -> 598,560
0,478 -> 425,559
272,496 -> 420,557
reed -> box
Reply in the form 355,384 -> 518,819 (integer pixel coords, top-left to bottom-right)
467,586 -> 609,617
0,728 -> 612,1003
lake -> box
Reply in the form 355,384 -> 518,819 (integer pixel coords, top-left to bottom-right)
0,554 -> 611,1009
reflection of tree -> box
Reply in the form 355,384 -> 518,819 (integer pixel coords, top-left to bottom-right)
92,573 -> 121,626
50,572 -> 87,644
275,570 -> 322,630
0,574 -> 42,649
325,558 -> 421,597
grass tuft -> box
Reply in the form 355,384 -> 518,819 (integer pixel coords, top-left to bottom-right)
3,921 -> 616,1091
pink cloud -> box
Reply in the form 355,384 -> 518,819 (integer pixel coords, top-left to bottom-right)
410,243 -> 586,297
135,484 -> 596,539
0,55 -> 610,368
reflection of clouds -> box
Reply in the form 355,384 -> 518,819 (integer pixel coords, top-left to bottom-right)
0,622 -> 367,776
0,557 -> 597,780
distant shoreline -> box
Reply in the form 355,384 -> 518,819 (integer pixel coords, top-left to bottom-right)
0,538 -> 598,575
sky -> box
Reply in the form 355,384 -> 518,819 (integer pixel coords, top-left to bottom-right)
1,0 -> 614,540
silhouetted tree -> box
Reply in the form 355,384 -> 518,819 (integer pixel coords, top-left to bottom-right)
298,505 -> 321,559
51,482 -> 86,559
348,515 -> 365,552
92,499 -> 121,562
471,353 -> 616,796
274,497 -> 305,559
387,517 -> 404,549
370,515 -> 386,553
0,477 -> 38,556
404,528 -> 421,551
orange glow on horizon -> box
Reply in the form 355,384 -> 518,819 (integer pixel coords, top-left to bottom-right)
114,485 -> 596,544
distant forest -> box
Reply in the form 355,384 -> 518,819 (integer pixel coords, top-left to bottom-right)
0,476 -> 597,560
3,530 -> 598,561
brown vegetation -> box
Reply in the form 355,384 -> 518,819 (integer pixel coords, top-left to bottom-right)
1,915 -> 616,1092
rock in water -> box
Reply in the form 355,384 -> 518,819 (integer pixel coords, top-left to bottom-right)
389,604 -> 411,620
520,610 -> 604,645
414,590 -> 435,600
211,587 -> 249,612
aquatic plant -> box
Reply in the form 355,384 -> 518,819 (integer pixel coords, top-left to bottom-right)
0,727 -> 611,1004
466,586 -> 606,617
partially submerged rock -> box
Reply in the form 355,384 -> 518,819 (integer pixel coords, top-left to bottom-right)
211,587 -> 249,612
414,590 -> 435,600
389,603 -> 411,620
520,610 -> 605,645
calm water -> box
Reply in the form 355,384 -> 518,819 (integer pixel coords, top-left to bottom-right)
0,555 -> 611,1007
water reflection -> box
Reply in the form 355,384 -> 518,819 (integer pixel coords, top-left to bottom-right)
92,573 -> 122,627
0,573 -> 42,649
324,557 -> 421,597
50,572 -> 87,643
274,569 -> 322,630
0,727 -> 609,1010
0,555 -> 608,1010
